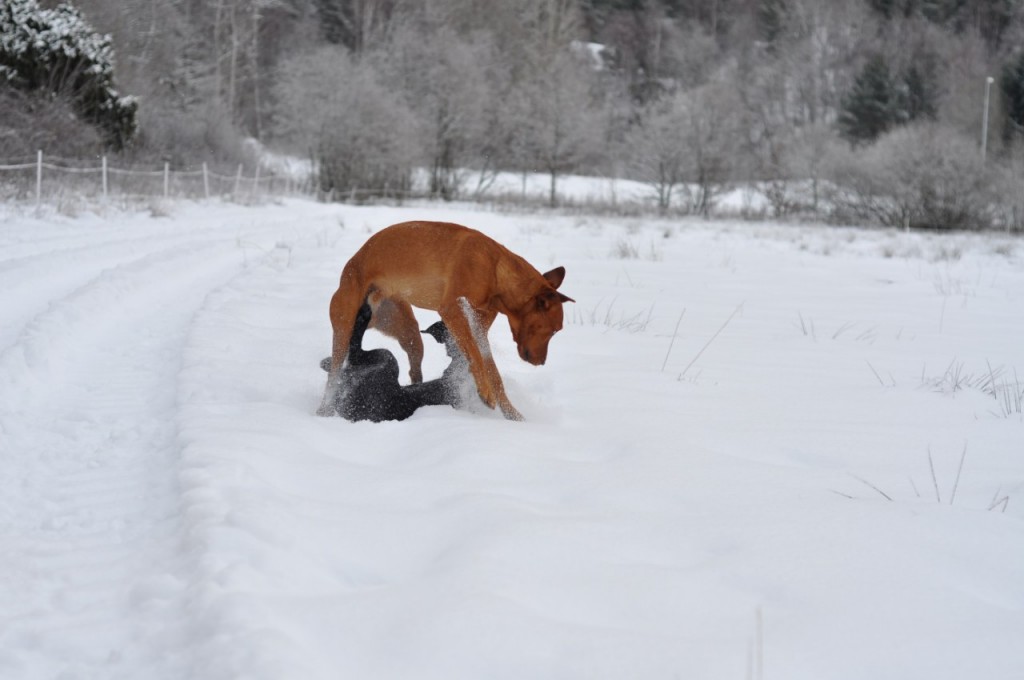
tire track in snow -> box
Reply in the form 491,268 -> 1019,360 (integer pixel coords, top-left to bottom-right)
0,220 -> 237,353
0,223 -> 294,679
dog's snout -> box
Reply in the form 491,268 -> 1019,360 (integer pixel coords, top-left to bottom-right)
521,346 -> 546,366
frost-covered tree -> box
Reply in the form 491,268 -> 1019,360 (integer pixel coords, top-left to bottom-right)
371,19 -> 491,200
0,0 -> 137,150
272,46 -> 420,200
626,93 -> 690,212
514,0 -> 606,206
628,81 -> 740,217
681,82 -> 741,217
829,122 -> 997,230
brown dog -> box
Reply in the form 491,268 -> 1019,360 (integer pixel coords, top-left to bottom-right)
318,221 -> 573,420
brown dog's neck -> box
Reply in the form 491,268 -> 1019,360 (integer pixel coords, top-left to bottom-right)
491,254 -> 551,314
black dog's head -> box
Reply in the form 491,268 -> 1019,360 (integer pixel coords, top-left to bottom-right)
421,320 -> 449,344
422,321 -> 461,360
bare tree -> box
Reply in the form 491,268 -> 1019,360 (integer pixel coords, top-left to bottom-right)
626,92 -> 690,212
370,18 -> 490,200
526,51 -> 605,206
510,0 -> 605,206
681,82 -> 742,217
313,0 -> 398,52
272,46 -> 421,199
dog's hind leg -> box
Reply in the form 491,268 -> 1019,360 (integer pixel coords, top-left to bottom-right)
369,297 -> 425,384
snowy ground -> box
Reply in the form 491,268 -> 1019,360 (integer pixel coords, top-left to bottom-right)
1,198 -> 1022,680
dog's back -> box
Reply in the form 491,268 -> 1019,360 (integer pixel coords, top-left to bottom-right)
343,222 -> 507,311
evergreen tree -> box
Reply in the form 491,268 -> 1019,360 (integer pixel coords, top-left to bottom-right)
900,58 -> 939,124
1000,52 -> 1024,143
0,0 -> 137,149
756,0 -> 787,51
838,54 -> 896,145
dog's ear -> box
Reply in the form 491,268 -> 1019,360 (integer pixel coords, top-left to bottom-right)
542,266 -> 566,290
535,289 -> 574,310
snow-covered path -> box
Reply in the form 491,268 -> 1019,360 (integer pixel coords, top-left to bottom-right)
0,208 -> 306,677
1,200 -> 1022,679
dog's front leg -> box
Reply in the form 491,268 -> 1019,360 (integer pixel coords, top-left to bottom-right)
441,299 -> 523,421
486,357 -> 523,421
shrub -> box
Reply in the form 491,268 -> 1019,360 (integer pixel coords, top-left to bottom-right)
828,123 -> 1000,231
131,101 -> 247,168
0,87 -> 102,157
0,0 -> 137,150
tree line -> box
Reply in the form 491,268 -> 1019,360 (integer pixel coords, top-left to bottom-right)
5,0 -> 1024,229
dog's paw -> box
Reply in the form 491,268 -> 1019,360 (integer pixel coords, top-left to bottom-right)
319,357 -> 332,372
475,384 -> 497,410
499,400 -> 524,422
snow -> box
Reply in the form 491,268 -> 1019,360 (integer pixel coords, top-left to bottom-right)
1,198 -> 1022,679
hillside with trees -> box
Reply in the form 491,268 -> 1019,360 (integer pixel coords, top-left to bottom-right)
4,0 -> 1024,229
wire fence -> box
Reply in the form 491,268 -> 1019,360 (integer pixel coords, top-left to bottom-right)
0,151 -> 313,206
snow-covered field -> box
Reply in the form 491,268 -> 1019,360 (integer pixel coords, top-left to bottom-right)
1,198 -> 1022,680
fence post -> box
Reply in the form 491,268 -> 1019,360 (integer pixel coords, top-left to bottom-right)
102,156 -> 108,200
203,162 -> 210,199
36,150 -> 42,208
252,165 -> 260,198
163,162 -> 170,198
234,164 -> 243,197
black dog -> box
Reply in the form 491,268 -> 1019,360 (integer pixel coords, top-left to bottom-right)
319,302 -> 468,422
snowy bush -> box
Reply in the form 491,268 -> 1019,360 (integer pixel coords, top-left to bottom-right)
135,100 -> 247,168
0,0 -> 137,150
828,123 -> 1000,231
0,86 -> 102,157
273,47 -> 419,201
